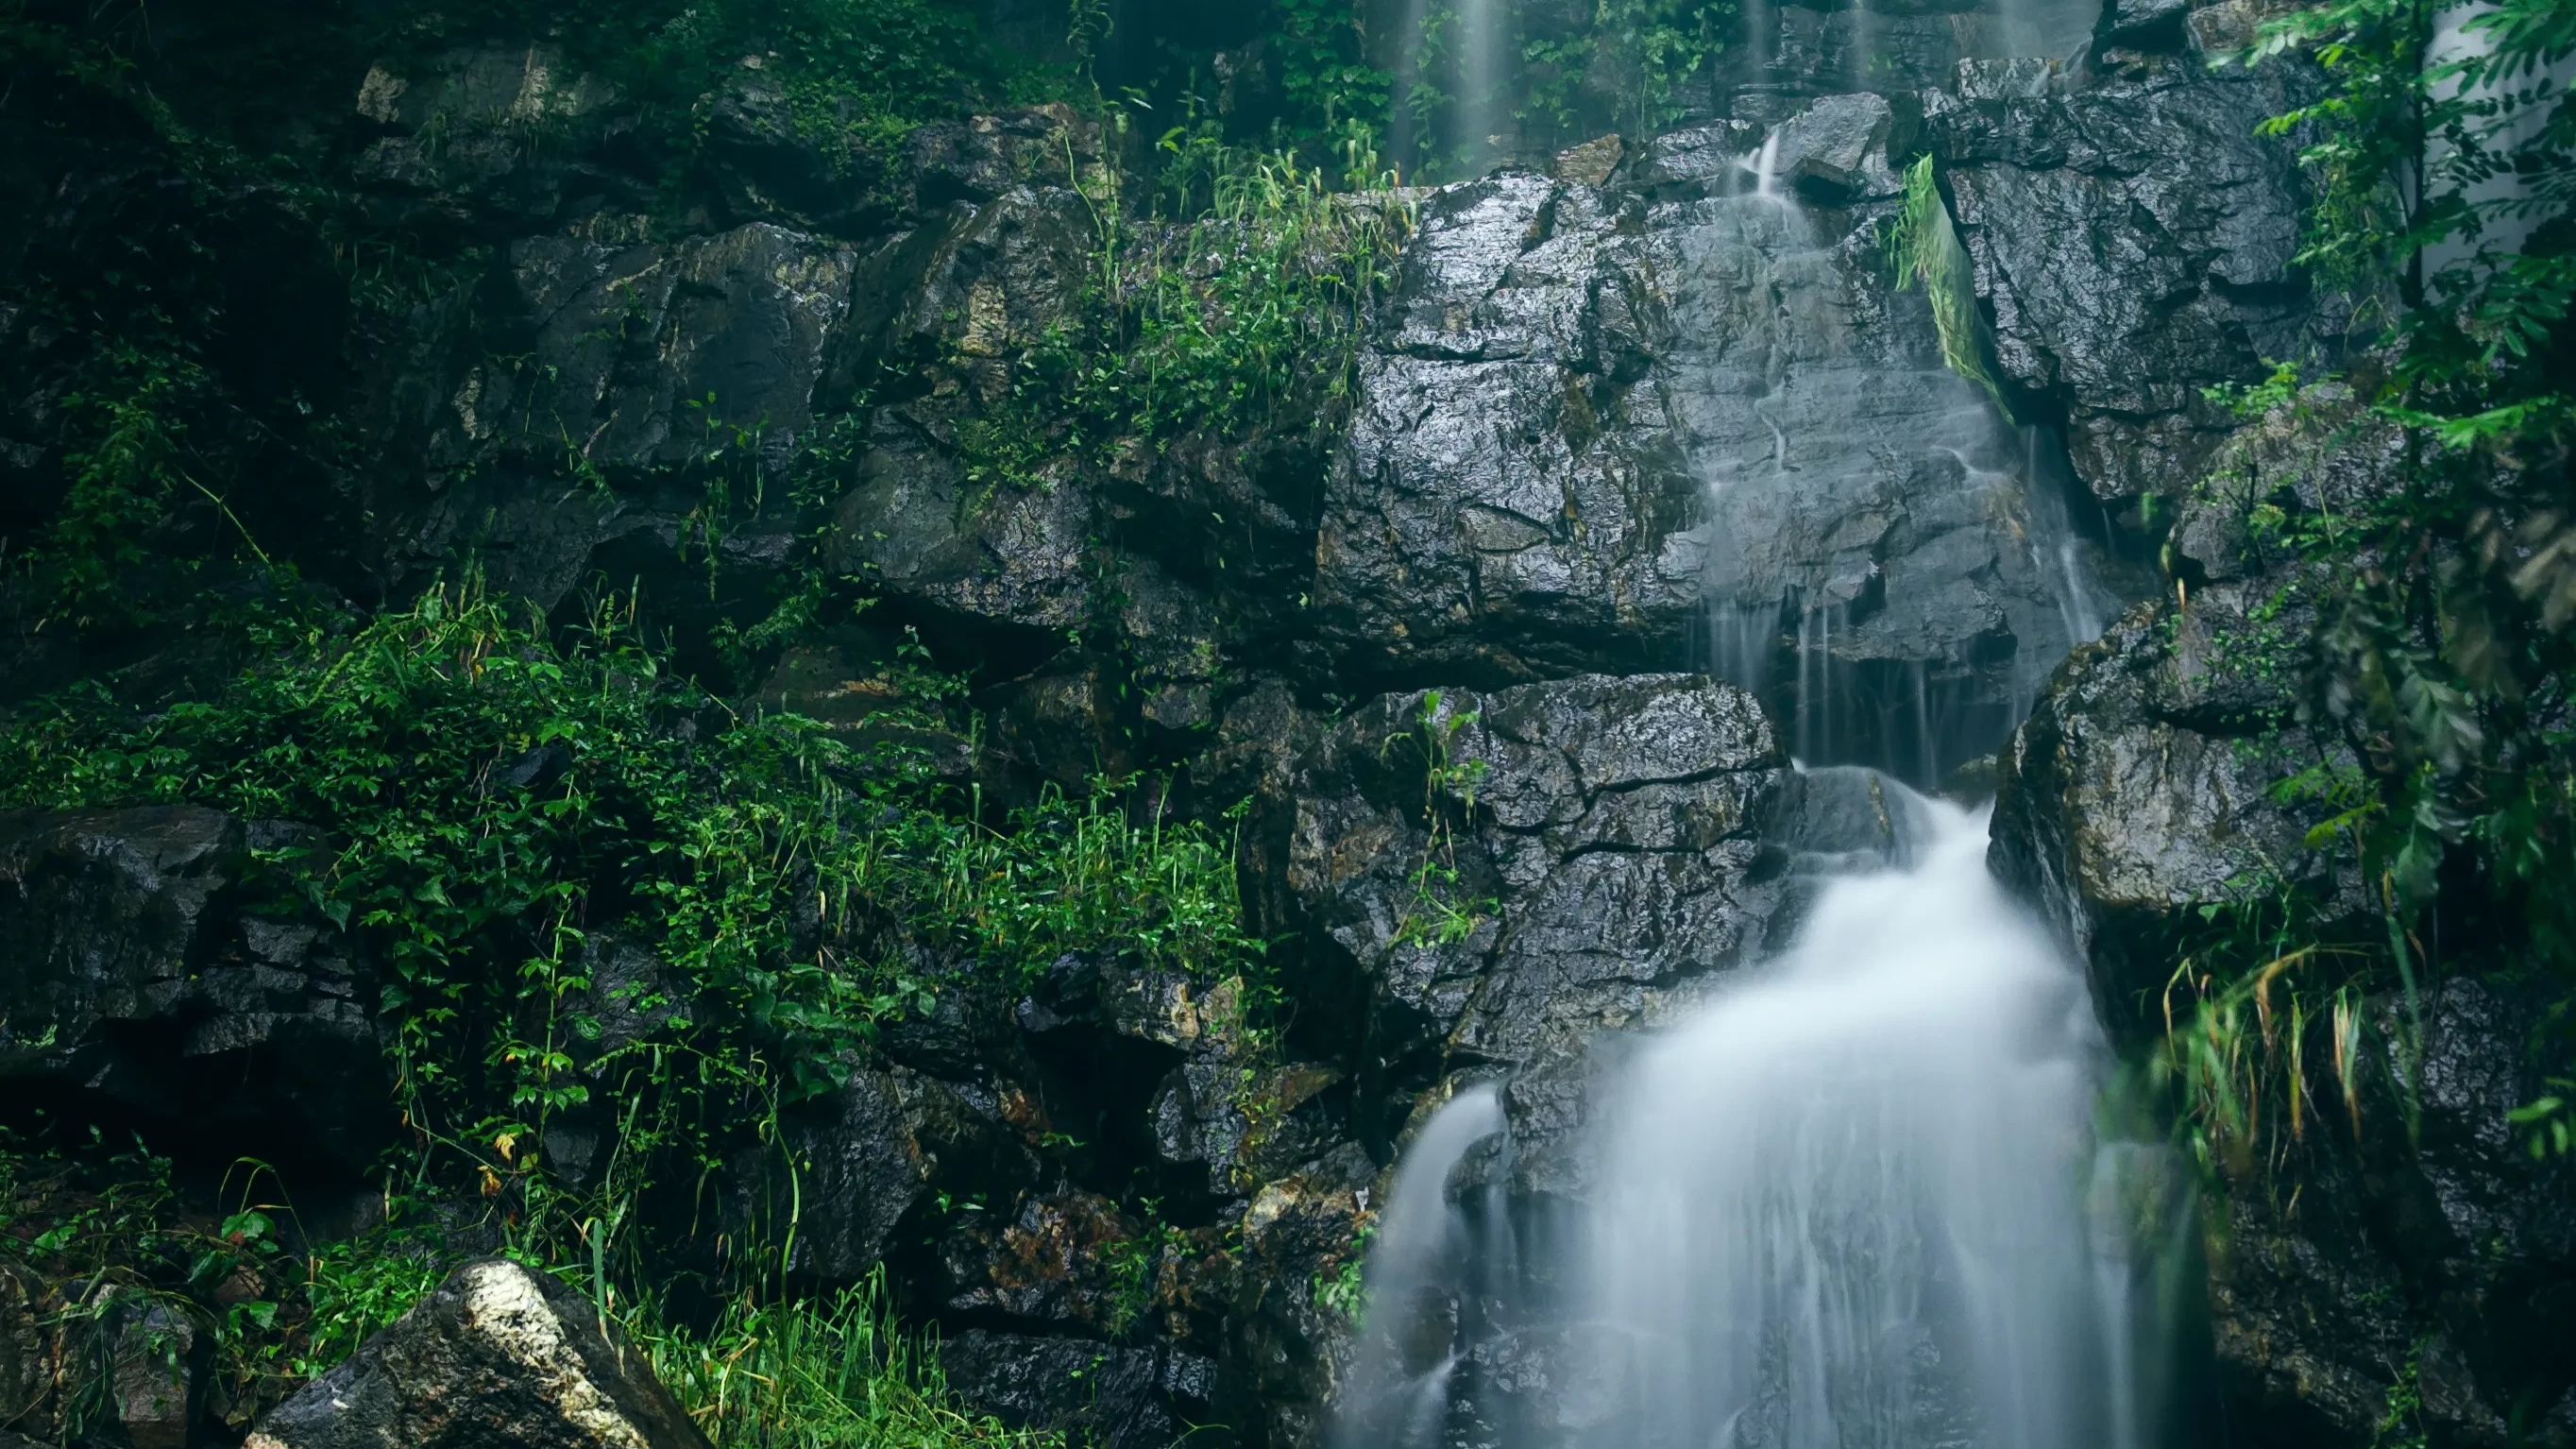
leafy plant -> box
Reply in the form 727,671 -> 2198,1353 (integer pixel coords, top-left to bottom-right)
0,579 -> 1262,1269
953,134 -> 1412,501
639,1273 -> 1054,1449
2180,0 -> 2576,1155
1385,691 -> 1495,950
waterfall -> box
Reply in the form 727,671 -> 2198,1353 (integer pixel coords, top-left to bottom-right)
1331,776 -> 2184,1449
1581,787 -> 2116,1449
1684,113 -> 2115,787
1330,1085 -> 1509,1449
1456,0 -> 1509,169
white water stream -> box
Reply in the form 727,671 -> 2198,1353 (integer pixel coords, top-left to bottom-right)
1335,779 -> 2180,1449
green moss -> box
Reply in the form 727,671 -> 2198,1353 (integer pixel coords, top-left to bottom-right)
1887,155 -> 2011,418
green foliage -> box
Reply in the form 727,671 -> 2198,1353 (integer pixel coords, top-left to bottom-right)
1,1134 -> 1047,1449
0,581 -> 1261,1258
1268,0 -> 1397,166
2181,0 -> 2576,1155
1887,155 -> 2012,417
388,0 -> 1057,204
1312,1220 -> 1372,1324
2373,1338 -> 2433,1449
1385,691 -> 1495,950
1518,0 -> 1730,145
2152,884 -> 2381,1180
640,1274 -> 1054,1449
0,1134 -> 378,1435
294,1219 -> 456,1377
954,138 -> 1412,494
1397,0 -> 1728,175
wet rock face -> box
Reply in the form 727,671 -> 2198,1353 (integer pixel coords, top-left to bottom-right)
246,1258 -> 709,1449
1310,177 -> 1699,687
1988,393 -> 2398,1035
1931,47 -> 2338,503
1720,0 -> 2104,107
1988,603 -> 2358,1034
0,809 -> 385,1175
1654,133 -> 2113,779
1285,673 -> 1786,1111
1318,97 -> 2133,784
350,46 -> 643,244
1991,430 -> 2576,1445
753,1065 -> 1043,1285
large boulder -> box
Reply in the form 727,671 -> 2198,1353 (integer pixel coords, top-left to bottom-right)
1284,673 -> 1787,1123
246,1258 -> 708,1449
1988,601 -> 2360,1034
0,808 -> 386,1175
1310,177 -> 1700,686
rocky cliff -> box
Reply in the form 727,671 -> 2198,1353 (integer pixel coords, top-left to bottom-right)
5,0 -> 2564,1447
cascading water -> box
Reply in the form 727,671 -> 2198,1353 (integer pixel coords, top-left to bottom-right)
1455,0 -> 1510,169
1580,785 -> 2131,1449
1677,110 -> 2116,785
1334,37 -> 2172,1448
1331,776 -> 2185,1449
1330,1086 -> 1510,1449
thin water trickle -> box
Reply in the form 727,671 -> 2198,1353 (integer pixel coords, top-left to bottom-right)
1455,0 -> 1509,170
1746,132 -> 1787,206
1332,1086 -> 1508,1449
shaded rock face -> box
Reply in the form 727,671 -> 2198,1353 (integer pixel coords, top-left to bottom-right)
941,1332 -> 1216,1449
361,220 -> 852,612
2196,980 -> 2576,1449
1931,44 -> 2340,504
1989,401 -> 2576,1445
1284,673 -> 1786,1130
246,1258 -> 709,1449
0,809 -> 384,1177
1990,392 -> 2397,1036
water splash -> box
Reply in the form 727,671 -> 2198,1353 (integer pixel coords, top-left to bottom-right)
1584,792 -> 2108,1449
1333,780 -> 2188,1449
1744,131 -> 1787,205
